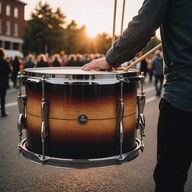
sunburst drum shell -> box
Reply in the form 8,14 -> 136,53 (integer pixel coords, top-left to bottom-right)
24,67 -> 139,159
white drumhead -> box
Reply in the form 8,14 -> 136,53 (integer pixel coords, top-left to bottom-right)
24,67 -> 136,75
23,67 -> 140,85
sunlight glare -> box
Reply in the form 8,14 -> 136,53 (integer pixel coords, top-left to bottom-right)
86,27 -> 99,38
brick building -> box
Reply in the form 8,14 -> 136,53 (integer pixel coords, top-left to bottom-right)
0,0 -> 26,57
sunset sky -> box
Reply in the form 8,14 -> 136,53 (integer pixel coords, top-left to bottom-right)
22,0 -> 144,37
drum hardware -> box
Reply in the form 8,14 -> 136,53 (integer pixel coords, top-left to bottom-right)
137,72 -> 146,151
68,74 -> 96,82
17,67 -> 146,168
40,75 -> 49,163
77,115 -> 88,125
17,72 -> 27,146
116,76 -> 124,161
19,138 -> 142,168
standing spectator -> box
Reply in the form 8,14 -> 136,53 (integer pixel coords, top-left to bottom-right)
152,50 -> 164,96
51,54 -> 62,67
147,55 -> 154,83
75,55 -> 83,66
140,57 -> 148,78
11,56 -> 20,88
61,55 -> 68,66
24,54 -> 35,69
82,55 -> 90,65
36,54 -> 48,67
67,55 -> 76,66
0,48 -> 11,117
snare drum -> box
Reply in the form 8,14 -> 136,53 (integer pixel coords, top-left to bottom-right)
17,67 -> 145,168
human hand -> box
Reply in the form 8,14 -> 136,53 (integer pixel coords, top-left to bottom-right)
81,57 -> 112,71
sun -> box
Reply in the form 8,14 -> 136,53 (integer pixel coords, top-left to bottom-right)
86,27 -> 99,38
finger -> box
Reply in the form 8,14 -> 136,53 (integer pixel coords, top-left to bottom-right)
82,61 -> 97,71
81,63 -> 91,71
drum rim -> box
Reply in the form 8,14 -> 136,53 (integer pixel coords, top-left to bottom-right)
22,67 -> 141,84
23,67 -> 139,75
18,138 -> 142,169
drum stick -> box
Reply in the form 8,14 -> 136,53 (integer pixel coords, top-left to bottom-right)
123,43 -> 162,71
120,0 -> 126,35
112,0 -> 117,46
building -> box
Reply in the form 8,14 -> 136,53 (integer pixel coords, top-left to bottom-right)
0,0 -> 26,58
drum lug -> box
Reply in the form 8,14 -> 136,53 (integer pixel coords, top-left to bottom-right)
17,72 -> 27,144
117,98 -> 124,160
40,75 -> 49,162
137,73 -> 146,151
116,79 -> 125,161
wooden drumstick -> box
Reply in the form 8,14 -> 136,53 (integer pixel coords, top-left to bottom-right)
123,43 -> 162,71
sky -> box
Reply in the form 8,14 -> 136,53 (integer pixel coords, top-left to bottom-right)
22,0 -> 144,37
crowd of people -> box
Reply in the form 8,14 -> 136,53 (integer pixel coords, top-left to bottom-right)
20,53 -> 103,69
5,50 -> 163,87
2,52 -> 103,88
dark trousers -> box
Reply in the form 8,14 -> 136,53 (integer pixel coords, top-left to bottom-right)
154,99 -> 192,192
0,88 -> 7,115
154,74 -> 164,96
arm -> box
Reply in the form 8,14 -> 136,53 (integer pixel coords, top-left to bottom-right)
82,0 -> 171,71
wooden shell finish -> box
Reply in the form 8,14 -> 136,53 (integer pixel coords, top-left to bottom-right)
25,81 -> 137,159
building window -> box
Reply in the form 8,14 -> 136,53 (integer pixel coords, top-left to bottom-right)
14,23 -> 18,36
0,20 -> 2,34
0,2 -> 2,14
6,5 -> 11,16
6,21 -> 11,35
14,8 -> 19,18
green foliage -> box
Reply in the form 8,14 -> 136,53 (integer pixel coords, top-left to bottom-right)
23,1 -> 67,55
23,1 -> 112,56
23,1 -> 161,57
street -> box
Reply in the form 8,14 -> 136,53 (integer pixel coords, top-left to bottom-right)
0,77 -> 192,192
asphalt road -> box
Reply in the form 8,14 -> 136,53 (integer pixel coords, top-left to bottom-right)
0,78 -> 192,192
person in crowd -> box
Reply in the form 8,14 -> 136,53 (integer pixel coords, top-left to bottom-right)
24,54 -> 35,69
67,55 -> 76,66
0,48 -> 11,117
140,57 -> 148,78
146,55 -> 154,83
82,1 -> 192,191
61,55 -> 68,66
10,56 -> 20,88
75,55 -> 83,66
82,55 -> 91,65
152,50 -> 164,96
36,54 -> 49,67
51,54 -> 62,67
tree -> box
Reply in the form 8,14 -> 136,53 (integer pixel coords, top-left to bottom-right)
64,20 -> 85,54
22,1 -> 117,56
23,1 -> 66,55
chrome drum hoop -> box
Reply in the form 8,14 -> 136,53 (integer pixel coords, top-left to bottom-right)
18,138 -> 142,169
22,67 -> 141,85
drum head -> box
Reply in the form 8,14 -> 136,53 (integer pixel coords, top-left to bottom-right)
23,67 -> 140,84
